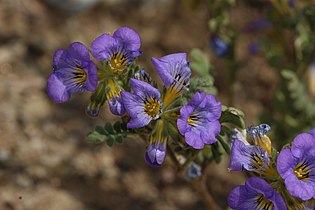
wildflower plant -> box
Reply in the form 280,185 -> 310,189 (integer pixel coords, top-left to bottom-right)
46,1 -> 315,207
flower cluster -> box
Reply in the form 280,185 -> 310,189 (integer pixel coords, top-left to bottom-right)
47,26 -> 315,210
228,125 -> 315,209
47,27 -> 222,169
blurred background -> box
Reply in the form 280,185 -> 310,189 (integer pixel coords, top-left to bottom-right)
0,0 -> 314,209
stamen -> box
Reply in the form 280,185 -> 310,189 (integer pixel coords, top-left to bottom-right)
109,50 -> 128,73
62,67 -> 87,90
294,161 -> 310,181
250,152 -> 264,170
187,114 -> 201,127
144,97 -> 161,118
255,194 -> 273,210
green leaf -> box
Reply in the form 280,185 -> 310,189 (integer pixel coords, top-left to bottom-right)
95,125 -> 107,135
104,122 -> 115,134
190,48 -> 212,76
87,121 -> 129,146
113,121 -> 121,133
211,142 -> 223,164
116,135 -> 124,144
217,135 -> 231,155
220,106 -> 245,129
87,132 -> 105,143
106,136 -> 114,147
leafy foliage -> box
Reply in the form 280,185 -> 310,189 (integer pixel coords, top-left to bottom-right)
87,121 -> 129,146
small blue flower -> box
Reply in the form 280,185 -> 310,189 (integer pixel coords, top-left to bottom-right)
185,162 -> 201,180
177,91 -> 221,149
121,78 -> 162,129
228,177 -> 287,210
90,27 -> 141,73
47,42 -> 98,103
248,41 -> 260,55
210,36 -> 229,57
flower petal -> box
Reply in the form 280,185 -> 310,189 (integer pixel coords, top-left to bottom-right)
113,27 -> 141,51
90,34 -> 117,62
46,74 -> 70,103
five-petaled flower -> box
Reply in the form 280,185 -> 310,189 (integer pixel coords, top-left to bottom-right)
47,42 -> 98,103
228,177 -> 287,210
177,91 -> 221,149
151,53 -> 191,107
90,27 -> 141,73
121,78 -> 162,129
277,129 -> 315,200
229,139 -> 270,172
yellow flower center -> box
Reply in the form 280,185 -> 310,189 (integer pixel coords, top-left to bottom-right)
294,161 -> 310,181
255,194 -> 273,210
73,67 -> 87,85
163,82 -> 183,108
144,98 -> 161,118
109,52 -> 128,73
187,114 -> 199,127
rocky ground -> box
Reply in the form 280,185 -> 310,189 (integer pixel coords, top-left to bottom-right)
0,0 -> 277,209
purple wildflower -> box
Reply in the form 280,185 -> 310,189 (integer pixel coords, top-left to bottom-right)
228,177 -> 287,210
210,36 -> 229,57
47,42 -> 98,103
229,139 -> 269,172
145,142 -> 167,167
277,130 -> 315,200
177,91 -> 221,149
90,27 -> 141,73
151,53 -> 191,89
121,78 -> 162,129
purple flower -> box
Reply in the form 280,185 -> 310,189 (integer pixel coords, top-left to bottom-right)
90,27 -> 141,73
177,91 -> 221,149
109,96 -> 125,116
121,78 -> 162,129
151,53 -> 191,89
145,142 -> 166,167
277,130 -> 315,200
228,177 -> 287,210
210,36 -> 229,57
229,139 -> 269,172
47,42 -> 98,103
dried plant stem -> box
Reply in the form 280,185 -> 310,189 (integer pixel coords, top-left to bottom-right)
167,146 -> 220,210
192,163 -> 221,210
